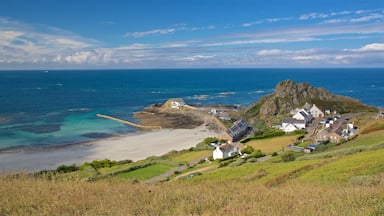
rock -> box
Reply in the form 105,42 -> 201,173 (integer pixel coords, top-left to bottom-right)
243,80 -> 376,124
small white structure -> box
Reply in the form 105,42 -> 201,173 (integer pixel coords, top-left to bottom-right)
169,99 -> 185,109
212,144 -> 240,160
281,118 -> 306,132
293,109 -> 313,123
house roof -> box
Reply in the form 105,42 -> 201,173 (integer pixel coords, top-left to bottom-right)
303,103 -> 312,111
282,118 -> 305,124
227,119 -> 248,137
299,111 -> 309,118
217,143 -> 241,152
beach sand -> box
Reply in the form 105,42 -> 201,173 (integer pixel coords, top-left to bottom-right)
0,125 -> 217,172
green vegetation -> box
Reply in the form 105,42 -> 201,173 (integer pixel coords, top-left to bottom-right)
117,164 -> 173,180
244,135 -> 298,153
299,149 -> 384,184
280,152 -> 296,162
1,112 -> 384,215
190,136 -> 225,151
244,128 -> 286,141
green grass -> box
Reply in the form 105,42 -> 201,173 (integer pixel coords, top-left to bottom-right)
332,130 -> 384,149
297,140 -> 312,147
298,148 -> 384,184
245,135 -> 298,153
185,158 -> 323,184
169,150 -> 211,163
97,159 -> 151,175
117,164 -> 174,180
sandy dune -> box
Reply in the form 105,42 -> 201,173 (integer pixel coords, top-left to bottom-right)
0,126 -> 217,172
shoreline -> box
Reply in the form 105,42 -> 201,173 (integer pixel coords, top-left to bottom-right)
0,125 -> 217,173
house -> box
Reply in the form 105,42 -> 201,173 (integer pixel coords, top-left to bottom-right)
315,121 -> 354,143
220,119 -> 250,143
169,98 -> 185,109
303,103 -> 324,118
212,143 -> 241,160
293,109 -> 313,123
281,118 -> 306,132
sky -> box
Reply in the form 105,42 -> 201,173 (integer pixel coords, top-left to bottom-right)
1,0 -> 384,69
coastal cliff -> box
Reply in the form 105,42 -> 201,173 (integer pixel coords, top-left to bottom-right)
243,80 -> 377,125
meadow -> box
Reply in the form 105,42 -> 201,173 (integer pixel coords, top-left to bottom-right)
1,112 -> 383,215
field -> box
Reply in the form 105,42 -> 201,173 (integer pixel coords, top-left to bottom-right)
1,173 -> 383,215
245,135 -> 298,153
1,113 -> 384,215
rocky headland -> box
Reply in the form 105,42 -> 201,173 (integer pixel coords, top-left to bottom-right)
241,80 -> 377,125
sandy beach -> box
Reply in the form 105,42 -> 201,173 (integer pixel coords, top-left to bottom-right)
0,125 -> 217,172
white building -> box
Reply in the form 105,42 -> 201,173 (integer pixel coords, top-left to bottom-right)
303,103 -> 324,118
281,118 -> 306,132
293,109 -> 313,123
212,144 -> 240,160
169,99 -> 185,109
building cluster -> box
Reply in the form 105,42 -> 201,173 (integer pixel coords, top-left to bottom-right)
278,103 -> 323,133
315,116 -> 356,143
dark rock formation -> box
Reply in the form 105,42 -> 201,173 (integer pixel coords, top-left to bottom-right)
243,80 -> 377,125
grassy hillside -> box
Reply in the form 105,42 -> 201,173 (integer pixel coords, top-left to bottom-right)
1,114 -> 384,215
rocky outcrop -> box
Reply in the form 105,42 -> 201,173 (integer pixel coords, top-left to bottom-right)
243,80 -> 376,125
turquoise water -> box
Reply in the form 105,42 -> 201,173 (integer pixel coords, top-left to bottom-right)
0,68 -> 383,149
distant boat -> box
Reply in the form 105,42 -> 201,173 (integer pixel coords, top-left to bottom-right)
43,70 -> 49,73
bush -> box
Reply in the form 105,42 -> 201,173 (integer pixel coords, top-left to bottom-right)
81,159 -> 117,170
241,145 -> 255,154
281,152 -> 296,162
271,152 -> 278,157
252,128 -> 285,139
55,164 -> 79,173
252,150 -> 266,158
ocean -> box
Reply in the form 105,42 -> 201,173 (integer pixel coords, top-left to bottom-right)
0,68 -> 383,150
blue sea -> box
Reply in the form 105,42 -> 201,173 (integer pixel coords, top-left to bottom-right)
0,68 -> 383,150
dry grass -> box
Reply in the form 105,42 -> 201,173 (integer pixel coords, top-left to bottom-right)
1,173 -> 383,215
246,135 -> 298,153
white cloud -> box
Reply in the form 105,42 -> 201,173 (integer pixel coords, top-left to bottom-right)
350,13 -> 384,23
257,49 -> 284,56
242,17 -> 291,27
182,55 -> 214,62
299,12 -> 329,20
51,38 -> 91,49
124,28 -> 175,38
123,24 -> 216,38
0,17 -> 99,65
347,43 -> 384,52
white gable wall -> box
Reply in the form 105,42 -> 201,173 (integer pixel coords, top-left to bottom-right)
213,147 -> 224,160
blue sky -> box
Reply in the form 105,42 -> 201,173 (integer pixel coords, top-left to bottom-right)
1,0 -> 383,69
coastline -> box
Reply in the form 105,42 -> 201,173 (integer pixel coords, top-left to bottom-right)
0,125 -> 217,173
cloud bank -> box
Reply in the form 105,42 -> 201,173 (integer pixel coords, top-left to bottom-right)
0,8 -> 383,69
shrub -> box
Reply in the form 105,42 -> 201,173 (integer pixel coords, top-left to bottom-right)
55,164 -> 79,173
281,152 -> 296,162
251,150 -> 266,158
241,145 -> 255,154
252,128 -> 285,140
81,159 -> 117,170
271,152 -> 278,157
294,129 -> 307,135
